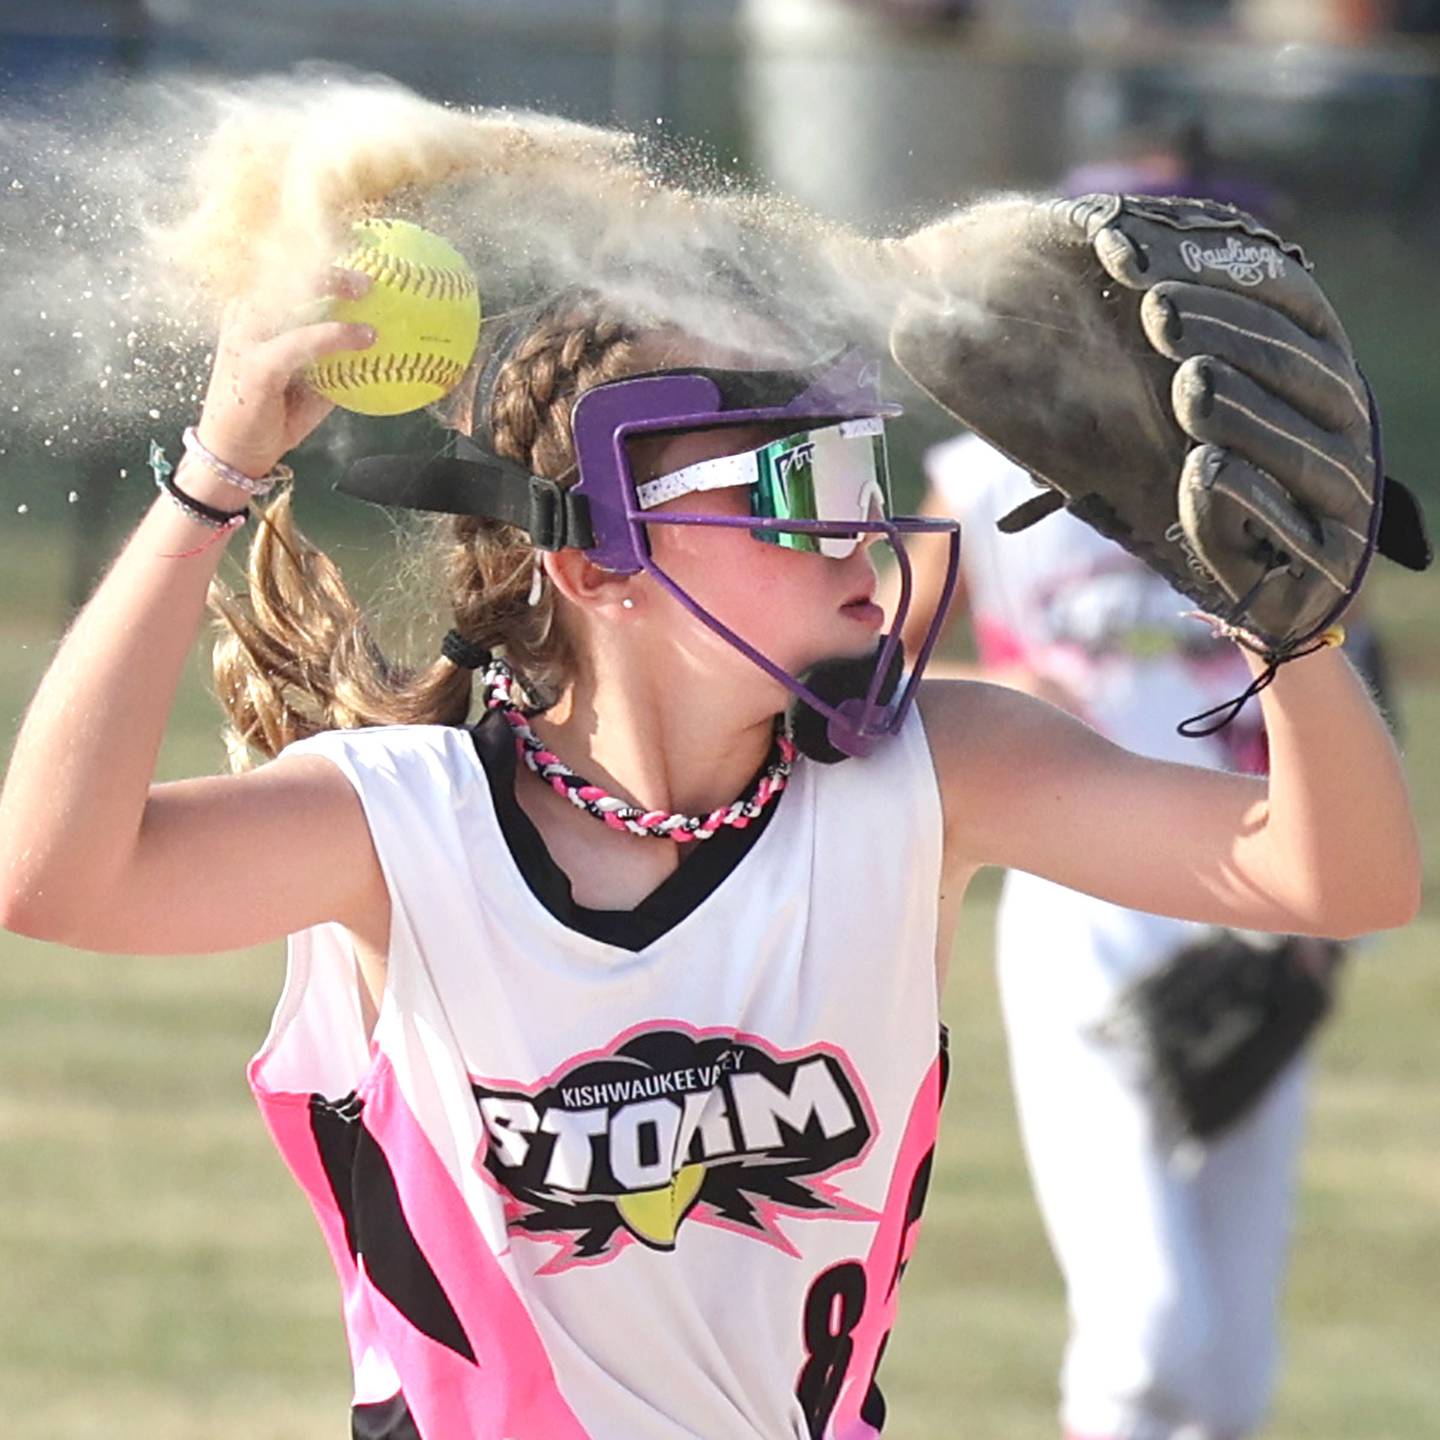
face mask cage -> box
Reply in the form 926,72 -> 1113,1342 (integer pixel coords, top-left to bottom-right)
635,508 -> 960,760
568,351 -> 961,759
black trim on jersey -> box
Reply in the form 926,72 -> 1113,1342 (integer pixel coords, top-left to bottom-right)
309,1093 -> 477,1364
467,707 -> 780,951
310,1090 -> 365,1259
860,1335 -> 890,1433
352,1391 -> 423,1440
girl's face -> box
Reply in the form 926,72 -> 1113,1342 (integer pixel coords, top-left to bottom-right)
627,425 -> 886,684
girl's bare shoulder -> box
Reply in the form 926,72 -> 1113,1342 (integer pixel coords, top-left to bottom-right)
917,674 -> 1065,771
915,675 -> 1107,852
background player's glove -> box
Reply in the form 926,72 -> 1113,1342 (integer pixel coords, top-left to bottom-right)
890,194 -> 1431,676
1096,931 -> 1341,1143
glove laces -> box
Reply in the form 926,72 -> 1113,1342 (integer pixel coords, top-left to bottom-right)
1176,558 -> 1347,737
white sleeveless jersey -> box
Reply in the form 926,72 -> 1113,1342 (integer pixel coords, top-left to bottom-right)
250,713 -> 946,1440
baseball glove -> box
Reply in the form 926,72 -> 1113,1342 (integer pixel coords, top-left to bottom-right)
890,195 -> 1431,677
1096,931 -> 1341,1143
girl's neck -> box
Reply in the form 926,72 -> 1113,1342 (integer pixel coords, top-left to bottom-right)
530,668 -> 781,822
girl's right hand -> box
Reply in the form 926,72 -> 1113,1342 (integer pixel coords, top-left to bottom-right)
193,268 -> 376,480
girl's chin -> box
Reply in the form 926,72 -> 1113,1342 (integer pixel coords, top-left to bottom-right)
793,631 -> 889,678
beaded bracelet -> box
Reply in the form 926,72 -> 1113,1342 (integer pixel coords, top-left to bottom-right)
149,440 -> 248,534
1187,610 -> 1347,655
181,425 -> 293,497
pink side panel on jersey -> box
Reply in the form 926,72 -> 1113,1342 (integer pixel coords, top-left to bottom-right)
251,1087 -> 393,1389
253,1087 -> 356,1275
358,1054 -> 590,1440
829,1054 -> 946,1440
974,616 -> 1030,669
253,1061 -> 588,1438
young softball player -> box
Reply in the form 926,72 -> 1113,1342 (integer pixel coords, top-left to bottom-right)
0,249 -> 1420,1440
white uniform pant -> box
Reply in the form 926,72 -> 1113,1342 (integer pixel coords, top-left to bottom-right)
997,873 -> 1310,1440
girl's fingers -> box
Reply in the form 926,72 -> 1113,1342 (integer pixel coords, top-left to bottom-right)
223,269 -> 372,349
285,296 -> 335,329
218,298 -> 275,346
285,271 -> 372,329
283,379 -> 336,437
264,320 -> 375,378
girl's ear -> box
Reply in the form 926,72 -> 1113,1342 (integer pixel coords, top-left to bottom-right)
544,548 -> 638,614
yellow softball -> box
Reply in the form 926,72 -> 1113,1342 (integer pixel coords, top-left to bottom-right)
308,218 -> 481,417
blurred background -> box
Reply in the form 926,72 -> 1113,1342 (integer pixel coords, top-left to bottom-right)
1,2 -> 1437,1437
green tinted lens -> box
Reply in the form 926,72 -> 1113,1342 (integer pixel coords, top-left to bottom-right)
751,423 -> 889,557
753,432 -> 820,552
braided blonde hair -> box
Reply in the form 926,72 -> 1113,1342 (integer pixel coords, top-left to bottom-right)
210,295 -> 641,767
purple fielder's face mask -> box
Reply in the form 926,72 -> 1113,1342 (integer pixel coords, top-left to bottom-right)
568,350 -> 961,760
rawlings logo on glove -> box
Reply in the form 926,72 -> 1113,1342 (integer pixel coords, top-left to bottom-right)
1179,233 -> 1289,285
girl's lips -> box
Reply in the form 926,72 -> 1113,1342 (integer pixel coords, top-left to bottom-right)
840,599 -> 885,630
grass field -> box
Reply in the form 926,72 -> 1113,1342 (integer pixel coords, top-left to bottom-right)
1,533 -> 1437,1439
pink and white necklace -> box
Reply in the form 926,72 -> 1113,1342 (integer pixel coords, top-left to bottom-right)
481,657 -> 795,842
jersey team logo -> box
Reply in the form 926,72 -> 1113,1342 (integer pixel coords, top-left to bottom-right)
472,1024 -> 878,1272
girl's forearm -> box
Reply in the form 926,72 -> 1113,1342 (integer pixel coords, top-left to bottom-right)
1253,643 -> 1420,936
0,457 -> 246,931
1,293 -> 370,939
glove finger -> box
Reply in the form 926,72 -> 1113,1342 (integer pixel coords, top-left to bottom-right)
1141,282 -> 1369,435
1179,444 -> 1364,644
1062,194 -> 1345,344
1172,356 -> 1375,531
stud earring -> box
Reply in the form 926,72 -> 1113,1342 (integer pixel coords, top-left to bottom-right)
621,597 -> 636,610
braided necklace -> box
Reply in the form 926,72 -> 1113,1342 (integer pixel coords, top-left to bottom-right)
480,656 -> 795,842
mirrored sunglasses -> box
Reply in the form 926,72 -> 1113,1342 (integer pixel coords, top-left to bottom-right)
633,418 -> 892,560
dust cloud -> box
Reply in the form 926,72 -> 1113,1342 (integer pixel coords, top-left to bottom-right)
0,66 -> 1033,470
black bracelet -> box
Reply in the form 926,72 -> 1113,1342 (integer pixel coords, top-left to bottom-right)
149,441 -> 249,530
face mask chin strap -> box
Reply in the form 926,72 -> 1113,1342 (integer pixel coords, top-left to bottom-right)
788,643 -> 907,763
